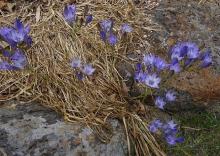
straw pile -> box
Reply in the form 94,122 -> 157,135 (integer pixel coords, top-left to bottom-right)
0,0 -> 166,155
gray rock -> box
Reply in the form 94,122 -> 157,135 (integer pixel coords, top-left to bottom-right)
126,0 -> 220,112
153,0 -> 220,71
151,0 -> 220,111
0,102 -> 127,156
164,90 -> 206,112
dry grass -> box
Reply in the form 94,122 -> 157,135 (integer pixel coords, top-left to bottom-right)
0,0 -> 165,155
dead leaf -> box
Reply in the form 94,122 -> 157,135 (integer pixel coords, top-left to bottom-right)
137,102 -> 146,115
36,6 -> 41,23
121,81 -> 130,95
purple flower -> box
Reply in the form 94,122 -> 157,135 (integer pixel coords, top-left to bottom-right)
0,27 -> 12,39
169,59 -> 181,73
70,59 -> 95,78
162,120 -> 178,135
2,50 -> 11,57
76,72 -> 84,80
184,42 -> 199,59
163,120 -> 184,145
0,27 -> 16,46
0,61 -> 13,70
134,64 -> 147,82
100,31 -> 107,41
170,43 -> 187,61
155,97 -> 166,109
171,42 -> 199,60
165,135 -> 184,145
166,120 -> 177,130
144,74 -> 161,88
200,49 -> 212,68
154,57 -> 168,71
10,49 -> 27,69
64,5 -> 76,24
136,63 -> 142,73
0,19 -> 31,47
100,19 -> 113,33
82,64 -> 95,76
134,71 -> 147,83
165,91 -> 176,102
184,58 -> 194,67
15,19 -> 30,33
71,58 -> 81,68
24,36 -> 32,46
108,34 -> 117,46
165,135 -> 176,145
143,54 -> 156,66
121,23 -> 133,33
175,137 -> 185,143
85,15 -> 93,25
149,119 -> 163,133
13,19 -> 31,45
148,119 -> 184,146
0,47 -> 27,70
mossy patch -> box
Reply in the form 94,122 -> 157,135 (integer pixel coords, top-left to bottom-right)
166,110 -> 220,156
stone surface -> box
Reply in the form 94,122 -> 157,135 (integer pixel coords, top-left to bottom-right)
0,101 -> 127,156
118,1 -> 220,112
152,0 -> 220,71
146,0 -> 220,111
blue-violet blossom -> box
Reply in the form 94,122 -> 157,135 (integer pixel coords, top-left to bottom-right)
155,97 -> 166,109
0,19 -> 31,47
144,74 -> 161,88
184,42 -> 200,59
169,59 -> 181,73
0,61 -> 13,70
64,5 -> 76,24
154,57 -> 168,71
149,119 -> 163,133
143,54 -> 156,66
121,23 -> 133,33
85,15 -> 93,25
71,58 -> 81,68
10,49 -> 27,69
170,43 -> 187,61
165,135 -> 184,146
82,64 -> 95,76
200,49 -> 212,68
100,19 -> 113,33
165,90 -> 176,102
108,34 -> 117,46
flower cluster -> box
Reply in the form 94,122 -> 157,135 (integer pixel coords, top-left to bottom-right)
99,19 -> 132,46
170,42 -> 212,71
64,5 -> 132,79
0,19 -> 32,70
149,119 -> 184,146
138,42 -> 213,145
155,90 -> 176,109
63,4 -> 212,147
70,58 -> 95,80
64,4 -> 93,26
0,19 -> 32,47
135,54 -> 167,88
135,42 -> 212,89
